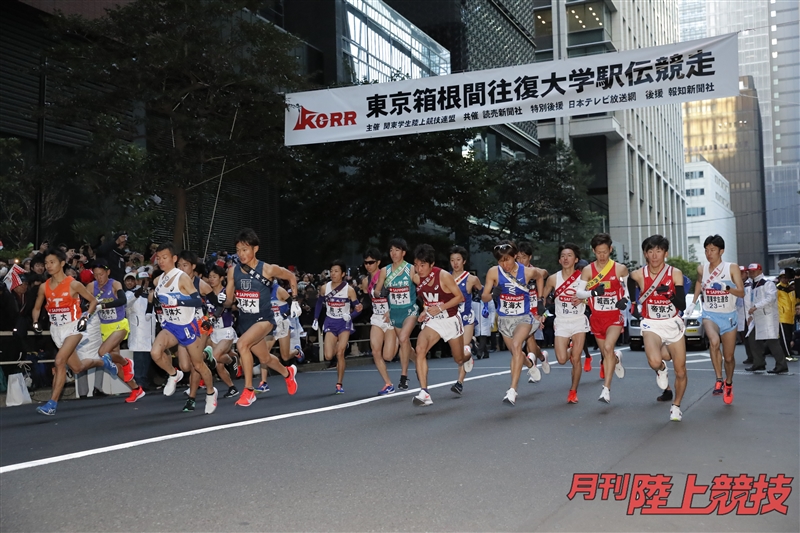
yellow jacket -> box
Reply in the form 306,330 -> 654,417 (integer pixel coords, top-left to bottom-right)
776,282 -> 796,324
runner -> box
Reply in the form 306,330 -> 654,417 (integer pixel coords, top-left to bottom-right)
256,279 -> 302,393
32,249 -> 112,415
687,235 -> 744,404
218,229 -> 298,406
373,238 -> 419,391
360,247 -> 397,395
449,246 -> 483,376
150,243 -> 218,414
628,235 -> 687,421
482,241 -> 543,405
575,234 -> 628,404
204,265 -> 239,399
89,259 -> 144,403
515,242 -> 549,383
412,244 -> 472,406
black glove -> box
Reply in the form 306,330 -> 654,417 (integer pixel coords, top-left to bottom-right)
201,317 -> 212,330
632,305 -> 641,319
471,287 -> 481,302
590,285 -> 605,297
656,284 -> 671,294
615,297 -> 629,310
213,305 -> 224,319
537,300 -> 545,315
527,279 -> 537,289
379,286 -> 389,299
77,314 -> 89,332
491,286 -> 502,299
33,322 -> 42,335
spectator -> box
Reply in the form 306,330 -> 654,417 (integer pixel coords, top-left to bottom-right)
30,254 -> 45,276
746,264 -> 788,373
473,298 -> 495,359
776,269 -> 797,361
125,269 -> 154,388
791,302 -> 800,357
96,231 -> 129,282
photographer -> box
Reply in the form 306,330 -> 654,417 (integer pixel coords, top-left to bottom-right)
96,232 -> 129,282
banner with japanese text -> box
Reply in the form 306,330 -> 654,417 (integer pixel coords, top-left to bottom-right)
285,33 -> 738,146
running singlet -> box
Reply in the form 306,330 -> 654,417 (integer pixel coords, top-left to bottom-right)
233,261 -> 272,317
640,265 -> 678,320
496,263 -> 530,317
155,269 -> 196,326
93,279 -> 125,323
419,267 -> 457,320
454,271 -> 471,317
45,276 -> 81,327
325,282 -> 351,319
208,289 -> 234,328
554,271 -> 585,318
385,261 -> 415,308
271,283 -> 290,318
587,261 -> 624,314
369,271 -> 389,316
702,262 -> 737,313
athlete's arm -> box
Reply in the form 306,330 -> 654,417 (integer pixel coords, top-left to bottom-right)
223,267 -> 235,308
410,265 -> 420,286
728,264 -> 745,298
437,271 -> 464,313
198,278 -> 213,297
616,263 -> 631,302
542,274 -> 556,302
176,274 -> 203,307
347,286 -> 363,316
468,274 -> 483,293
72,280 -> 99,315
266,264 -> 298,296
692,264 -> 703,304
276,286 -> 290,301
481,267 -> 498,303
579,264 -> 592,282
31,283 -> 46,325
671,268 -> 686,311
99,280 -> 128,309
373,267 -> 387,297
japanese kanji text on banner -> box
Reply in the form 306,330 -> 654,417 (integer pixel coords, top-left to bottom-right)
284,33 -> 738,146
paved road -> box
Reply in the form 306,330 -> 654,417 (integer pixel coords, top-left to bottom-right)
1,345 -> 798,532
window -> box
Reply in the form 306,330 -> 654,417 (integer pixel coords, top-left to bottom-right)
775,120 -> 781,126
535,8 -> 553,50
776,134 -> 781,140
687,207 -> 706,217
686,188 -> 705,196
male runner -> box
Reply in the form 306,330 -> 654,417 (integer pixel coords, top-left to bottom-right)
687,235 -> 744,404
412,244 -> 473,406
515,242 -> 549,382
628,235 -> 687,421
449,246 -> 483,372
373,238 -> 419,391
219,229 -> 298,406
150,243 -> 218,414
541,244 -> 590,403
204,264 -> 238,399
256,279 -> 302,393
361,247 -> 397,395
575,234 -> 628,404
32,249 -> 113,415
314,260 -> 362,394
482,241 -> 544,405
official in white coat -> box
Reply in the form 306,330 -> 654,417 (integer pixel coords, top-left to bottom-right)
746,264 -> 788,373
125,270 -> 154,387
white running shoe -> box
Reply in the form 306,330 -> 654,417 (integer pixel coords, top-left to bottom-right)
528,362 -> 541,383
412,390 -> 433,406
503,388 -> 517,405
670,404 -> 683,422
614,350 -> 625,379
204,387 -> 218,414
656,362 -> 669,390
598,386 -> 610,403
540,350 -> 550,374
463,352 -> 474,373
164,369 -> 184,396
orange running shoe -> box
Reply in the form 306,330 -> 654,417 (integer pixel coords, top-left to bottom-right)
235,387 -> 257,407
583,356 -> 591,373
723,383 -> 733,404
567,389 -> 578,404
285,364 -> 298,395
198,379 -> 205,388
125,387 -> 145,403
599,364 -> 605,379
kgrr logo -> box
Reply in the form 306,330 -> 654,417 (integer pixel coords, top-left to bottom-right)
293,106 -> 357,130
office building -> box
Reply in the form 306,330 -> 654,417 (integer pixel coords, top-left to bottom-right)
765,164 -> 800,271
684,157 -> 738,264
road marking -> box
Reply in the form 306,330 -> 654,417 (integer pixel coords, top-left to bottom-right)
0,370 -> 511,474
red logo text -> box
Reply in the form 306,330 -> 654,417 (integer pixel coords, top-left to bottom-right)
293,106 -> 357,130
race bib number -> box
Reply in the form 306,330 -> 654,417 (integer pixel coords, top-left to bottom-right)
529,291 -> 538,314
499,294 -> 525,316
704,290 -> 730,309
389,287 -> 410,307
557,295 -> 581,316
647,303 -> 676,319
236,290 -> 260,314
48,308 -> 72,327
593,295 -> 618,312
328,300 -> 345,318
372,297 -> 389,315
160,305 -> 184,323
98,308 -> 117,321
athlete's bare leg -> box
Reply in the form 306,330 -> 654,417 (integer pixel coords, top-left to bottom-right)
98,330 -> 138,390
236,322 -> 273,390
555,334 -> 584,391
414,326 -> 442,389
507,323 -> 533,390
51,335 -> 104,402
371,325 -> 397,387
396,315 -> 417,381
600,326 -> 623,389
324,330 -> 351,387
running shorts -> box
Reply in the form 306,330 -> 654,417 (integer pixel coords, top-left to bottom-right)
641,316 -> 685,345
528,314 -> 542,334
554,315 -> 590,338
162,321 -> 201,347
100,318 -> 130,342
370,313 -> 392,332
237,313 -> 276,337
50,320 -> 83,349
589,311 -> 624,340
422,315 -> 464,342
324,317 -> 353,337
703,310 -> 738,335
460,308 -> 475,327
498,315 -> 532,339
390,306 -> 418,329
272,316 -> 290,340
210,326 -> 236,344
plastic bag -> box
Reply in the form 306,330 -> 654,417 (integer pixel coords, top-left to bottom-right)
6,373 -> 32,406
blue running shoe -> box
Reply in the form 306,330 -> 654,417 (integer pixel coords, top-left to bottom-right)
378,384 -> 395,396
335,383 -> 345,394
36,400 -> 57,416
254,381 -> 270,393
294,345 -> 305,363
102,354 -> 118,376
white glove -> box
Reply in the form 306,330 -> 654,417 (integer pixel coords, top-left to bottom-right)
312,319 -> 319,331
290,300 -> 302,318
342,313 -> 352,323
685,302 -> 696,317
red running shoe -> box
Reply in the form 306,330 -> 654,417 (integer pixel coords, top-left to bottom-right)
712,379 -> 724,395
583,356 -> 591,373
285,364 -> 298,395
567,389 -> 579,404
599,364 -> 605,379
235,387 -> 257,407
723,383 -> 733,404
125,387 -> 145,403
122,359 -> 135,383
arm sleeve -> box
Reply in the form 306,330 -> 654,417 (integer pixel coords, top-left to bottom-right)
101,289 -> 128,309
350,299 -> 362,319
621,276 -> 630,299
670,285 -> 686,311
176,292 -> 203,308
314,296 -> 324,320
627,276 -> 640,305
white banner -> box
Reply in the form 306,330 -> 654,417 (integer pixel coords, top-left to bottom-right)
285,33 -> 738,146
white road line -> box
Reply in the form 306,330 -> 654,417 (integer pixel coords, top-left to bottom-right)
0,370 -> 511,474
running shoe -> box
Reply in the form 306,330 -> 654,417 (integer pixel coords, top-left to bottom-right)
583,355 -> 592,373
378,384 -> 395,396
528,360 -> 541,383
125,387 -> 145,403
398,375 -> 409,391
294,344 -> 305,363
413,390 -> 433,406
182,397 -> 196,412
657,389 -> 673,402
450,381 -> 463,395
723,383 -> 733,405
204,387 -> 218,414
540,350 -> 550,374
463,354 -> 474,373
164,369 -> 184,396
285,364 -> 298,395
36,400 -> 57,416
121,358 -> 135,383
223,386 -> 239,398
670,404 -> 683,422
235,387 -> 257,407
598,386 -> 610,404
712,379 -> 724,395
233,355 -> 242,378
614,350 -> 625,379
567,389 -> 579,404
102,354 -> 118,376
599,364 -> 605,380
502,388 -> 517,406
203,346 -> 216,370
198,379 -> 205,388
255,381 -> 270,393
335,383 -> 345,394
656,362 -> 669,390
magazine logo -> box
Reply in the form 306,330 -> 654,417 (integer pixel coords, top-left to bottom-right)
293,106 -> 357,130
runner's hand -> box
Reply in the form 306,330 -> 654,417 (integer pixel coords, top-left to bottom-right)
685,302 -> 696,317
491,286 -> 501,299
631,305 -> 641,319
342,313 -> 351,323
615,297 -> 628,310
312,319 -> 319,331
77,313 -> 89,332
710,282 -> 724,291
33,322 -> 42,335
590,285 -> 605,297
656,284 -> 670,294
379,287 -> 389,299
481,302 -> 490,318
290,300 -> 302,318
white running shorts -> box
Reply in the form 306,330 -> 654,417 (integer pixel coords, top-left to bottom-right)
554,315 -> 590,338
641,316 -> 685,345
422,315 -> 464,342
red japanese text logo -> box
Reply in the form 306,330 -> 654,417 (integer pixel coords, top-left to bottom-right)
293,106 -> 357,130
567,473 -> 793,515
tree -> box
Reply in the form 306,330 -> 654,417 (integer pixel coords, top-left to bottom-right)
44,0 -> 307,246
667,256 -> 700,287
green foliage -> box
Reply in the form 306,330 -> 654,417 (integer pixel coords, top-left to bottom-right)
667,256 -> 700,286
